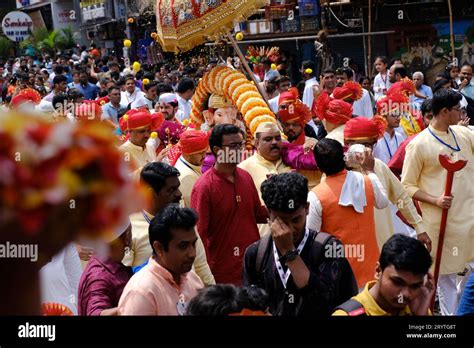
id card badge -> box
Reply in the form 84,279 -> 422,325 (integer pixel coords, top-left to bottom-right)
176,294 -> 187,316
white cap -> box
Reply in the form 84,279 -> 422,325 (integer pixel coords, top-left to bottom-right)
159,93 -> 178,105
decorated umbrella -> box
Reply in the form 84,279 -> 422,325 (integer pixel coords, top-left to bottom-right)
155,0 -> 268,100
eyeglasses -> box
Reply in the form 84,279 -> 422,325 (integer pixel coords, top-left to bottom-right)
449,106 -> 462,113
222,141 -> 245,149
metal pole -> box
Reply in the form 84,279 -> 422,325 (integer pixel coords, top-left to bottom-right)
368,0 -> 372,78
361,8 -> 368,77
206,31 -> 396,45
447,0 -> 455,63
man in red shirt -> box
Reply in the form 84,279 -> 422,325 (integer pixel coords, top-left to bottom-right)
191,124 -> 268,285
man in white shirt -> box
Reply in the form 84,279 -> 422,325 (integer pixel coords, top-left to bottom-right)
176,77 -> 195,122
261,57 -> 280,82
335,67 -> 373,118
121,75 -> 144,107
301,61 -> 319,109
268,76 -> 291,113
131,81 -> 158,111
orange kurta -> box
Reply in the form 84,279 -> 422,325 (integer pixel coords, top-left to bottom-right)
313,170 -> 380,288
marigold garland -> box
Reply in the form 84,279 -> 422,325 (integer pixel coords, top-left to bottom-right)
236,91 -> 262,110
241,97 -> 268,116
190,66 -> 277,135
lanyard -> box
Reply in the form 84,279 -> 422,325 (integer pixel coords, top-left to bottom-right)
179,158 -> 201,176
428,127 -> 461,153
273,228 -> 310,289
142,210 -> 152,224
383,133 -> 399,159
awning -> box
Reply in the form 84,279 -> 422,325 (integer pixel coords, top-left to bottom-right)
79,18 -> 117,30
17,2 -> 52,11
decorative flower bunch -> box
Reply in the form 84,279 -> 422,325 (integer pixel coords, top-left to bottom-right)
245,46 -> 280,65
190,66 -> 276,135
0,112 -> 145,237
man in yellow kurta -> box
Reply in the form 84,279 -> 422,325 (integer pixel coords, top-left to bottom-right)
239,122 -> 292,236
173,130 -> 210,208
343,116 -> 430,252
333,234 -> 434,316
402,89 -> 474,315
123,162 -> 215,286
118,110 -> 157,177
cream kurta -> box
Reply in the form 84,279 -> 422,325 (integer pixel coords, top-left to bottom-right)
402,125 -> 474,275
372,159 -> 426,250
119,140 -> 157,177
123,210 -> 216,286
174,157 -> 202,208
239,153 -> 292,236
325,124 -> 345,145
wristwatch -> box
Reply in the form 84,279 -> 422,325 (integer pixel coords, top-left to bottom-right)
279,250 -> 298,264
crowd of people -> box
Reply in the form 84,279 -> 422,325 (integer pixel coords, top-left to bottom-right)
1,44 -> 474,318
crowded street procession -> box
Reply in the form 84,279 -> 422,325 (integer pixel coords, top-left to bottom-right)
0,0 -> 474,345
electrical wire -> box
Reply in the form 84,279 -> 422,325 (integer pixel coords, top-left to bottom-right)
328,6 -> 350,28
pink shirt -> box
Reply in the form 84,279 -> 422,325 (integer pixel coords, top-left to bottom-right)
118,257 -> 203,315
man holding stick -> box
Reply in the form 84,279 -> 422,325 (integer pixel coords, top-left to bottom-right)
401,89 -> 474,315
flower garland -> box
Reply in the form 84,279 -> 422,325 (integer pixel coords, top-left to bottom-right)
0,112 -> 145,237
190,66 -> 277,135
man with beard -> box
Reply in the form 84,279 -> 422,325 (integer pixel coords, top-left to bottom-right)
239,122 -> 292,236
158,92 -> 185,123
333,234 -> 433,316
278,88 -> 322,188
191,124 -> 268,285
119,204 -> 204,315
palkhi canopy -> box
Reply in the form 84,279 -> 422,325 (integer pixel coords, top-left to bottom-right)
156,0 -> 266,52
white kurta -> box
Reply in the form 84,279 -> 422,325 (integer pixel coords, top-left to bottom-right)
374,131 -> 406,164
40,243 -> 83,315
303,77 -> 319,109
353,89 -> 374,119
402,125 -> 474,275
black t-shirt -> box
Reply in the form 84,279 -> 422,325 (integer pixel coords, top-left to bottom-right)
243,230 -> 357,317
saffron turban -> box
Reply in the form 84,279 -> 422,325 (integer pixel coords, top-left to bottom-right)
314,92 -> 353,125
332,81 -> 363,103
180,130 -> 210,155
119,111 -> 152,132
277,87 -> 311,126
344,115 -> 387,141
10,88 -> 41,107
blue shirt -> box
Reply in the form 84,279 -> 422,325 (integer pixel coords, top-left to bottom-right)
410,84 -> 433,110
460,82 -> 474,100
457,271 -> 474,315
101,102 -> 127,126
73,82 -> 99,100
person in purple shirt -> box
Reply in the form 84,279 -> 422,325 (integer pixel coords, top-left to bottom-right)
78,221 -> 133,316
